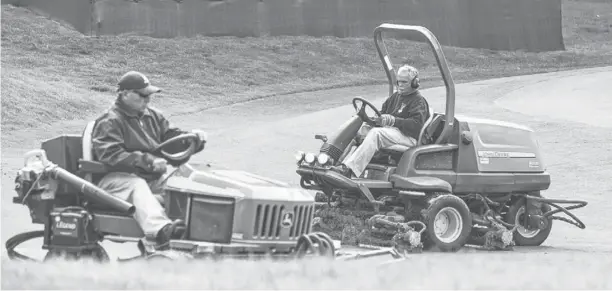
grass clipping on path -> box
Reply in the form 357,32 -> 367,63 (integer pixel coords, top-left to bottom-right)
2,0 -> 612,132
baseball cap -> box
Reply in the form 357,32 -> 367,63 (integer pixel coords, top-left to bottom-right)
117,71 -> 162,95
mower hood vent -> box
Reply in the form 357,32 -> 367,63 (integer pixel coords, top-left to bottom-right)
252,204 -> 313,240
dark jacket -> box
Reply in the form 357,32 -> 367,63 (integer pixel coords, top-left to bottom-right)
381,90 -> 430,140
90,99 -> 203,181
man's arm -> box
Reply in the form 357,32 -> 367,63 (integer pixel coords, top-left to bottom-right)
392,99 -> 429,140
91,118 -> 155,172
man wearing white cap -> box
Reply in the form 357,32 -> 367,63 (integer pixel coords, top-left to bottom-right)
331,65 -> 431,178
90,71 -> 208,247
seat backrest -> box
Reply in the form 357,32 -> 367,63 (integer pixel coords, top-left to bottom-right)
426,115 -> 446,144
417,107 -> 435,145
81,120 -> 96,182
40,134 -> 84,195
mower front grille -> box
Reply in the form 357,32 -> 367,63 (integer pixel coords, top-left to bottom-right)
252,204 -> 313,240
320,143 -> 343,163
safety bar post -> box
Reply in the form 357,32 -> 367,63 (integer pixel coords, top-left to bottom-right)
373,24 -> 456,144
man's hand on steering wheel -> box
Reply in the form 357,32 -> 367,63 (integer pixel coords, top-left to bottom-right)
190,129 -> 208,146
151,157 -> 168,173
373,114 -> 396,127
140,153 -> 168,173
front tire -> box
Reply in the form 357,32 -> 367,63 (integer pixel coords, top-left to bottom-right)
421,194 -> 472,252
505,197 -> 553,246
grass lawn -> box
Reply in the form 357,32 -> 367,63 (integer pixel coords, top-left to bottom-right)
2,0 -> 611,134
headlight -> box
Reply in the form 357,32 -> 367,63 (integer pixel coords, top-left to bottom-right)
295,151 -> 305,161
304,153 -> 316,163
317,153 -> 330,165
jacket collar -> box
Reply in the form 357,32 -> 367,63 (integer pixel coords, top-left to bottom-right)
398,90 -> 420,98
112,98 -> 151,118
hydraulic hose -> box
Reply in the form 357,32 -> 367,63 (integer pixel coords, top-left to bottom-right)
294,232 -> 336,259
5,230 -> 45,261
5,230 -> 111,262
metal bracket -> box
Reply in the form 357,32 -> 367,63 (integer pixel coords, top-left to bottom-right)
524,196 -> 588,229
356,183 -> 383,211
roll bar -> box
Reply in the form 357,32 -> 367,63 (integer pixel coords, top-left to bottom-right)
373,24 -> 456,144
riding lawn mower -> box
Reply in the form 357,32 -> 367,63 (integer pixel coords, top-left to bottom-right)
295,24 -> 589,253
8,123 -> 393,263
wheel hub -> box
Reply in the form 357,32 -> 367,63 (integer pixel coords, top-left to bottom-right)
515,207 -> 542,238
433,207 -> 463,243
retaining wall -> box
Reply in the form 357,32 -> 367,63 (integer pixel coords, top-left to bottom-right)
5,0 -> 566,51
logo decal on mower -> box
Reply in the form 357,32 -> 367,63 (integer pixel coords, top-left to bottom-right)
478,151 -> 536,158
280,212 -> 294,228
55,221 -> 77,230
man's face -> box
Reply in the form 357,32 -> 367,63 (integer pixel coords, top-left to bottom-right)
396,68 -> 417,94
122,90 -> 151,112
397,71 -> 414,93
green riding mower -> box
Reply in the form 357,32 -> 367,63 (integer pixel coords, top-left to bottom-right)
295,24 -> 588,253
6,115 -> 412,263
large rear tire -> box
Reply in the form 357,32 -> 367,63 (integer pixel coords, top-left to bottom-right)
505,197 -> 553,246
421,194 -> 472,252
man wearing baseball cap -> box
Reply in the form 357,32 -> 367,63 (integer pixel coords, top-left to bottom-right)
330,64 -> 431,178
90,71 -> 208,247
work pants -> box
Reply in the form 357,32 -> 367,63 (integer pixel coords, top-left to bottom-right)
97,172 -> 172,239
343,125 -> 416,177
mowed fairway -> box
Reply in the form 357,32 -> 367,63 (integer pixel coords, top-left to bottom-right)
2,65 -> 612,289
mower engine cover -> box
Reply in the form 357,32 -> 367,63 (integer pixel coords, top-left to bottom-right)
163,165 -> 316,253
458,115 -> 547,173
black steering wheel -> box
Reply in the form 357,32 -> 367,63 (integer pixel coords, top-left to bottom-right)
152,133 -> 202,163
352,97 -> 382,126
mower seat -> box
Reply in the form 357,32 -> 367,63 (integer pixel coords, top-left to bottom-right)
80,120 -> 97,183
390,174 -> 452,193
382,144 -> 411,153
379,107 -> 435,157
80,121 -> 128,213
79,120 -> 146,238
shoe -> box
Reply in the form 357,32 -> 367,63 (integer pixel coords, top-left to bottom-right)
156,219 -> 186,246
329,164 -> 353,178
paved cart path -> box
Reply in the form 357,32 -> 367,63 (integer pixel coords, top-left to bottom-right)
2,66 -> 611,281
